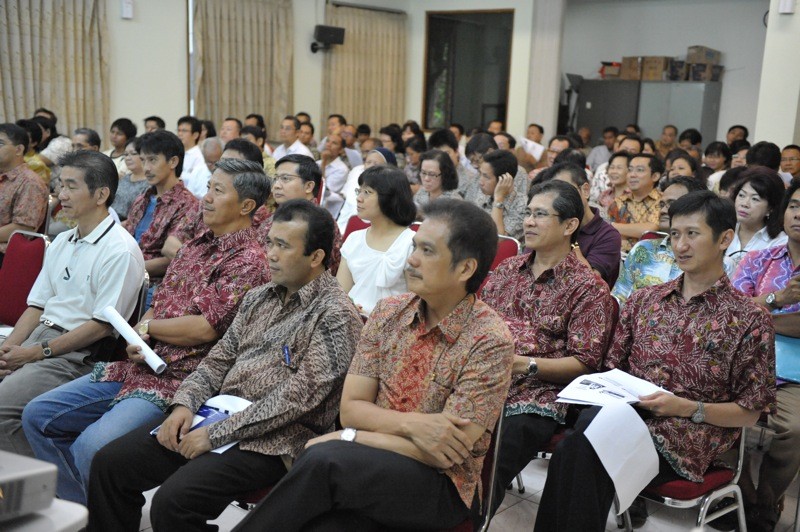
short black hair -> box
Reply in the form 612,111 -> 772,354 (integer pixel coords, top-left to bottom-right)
608,150 -> 632,168
488,119 -> 504,129
465,132 -> 498,157
678,128 -> 702,146
144,116 -> 166,129
15,119 -> 41,150
550,162 -> 588,187
422,199 -> 498,294
245,113 -> 266,130
223,138 -> 263,165
603,126 -> 619,136
201,120 -> 217,138
295,112 -> 311,123
731,166 -> 787,238
642,138 -> 656,154
670,154 -> 699,176
496,131 -> 517,149
58,149 -> 119,206
746,141 -> 781,170
625,123 -> 641,134
482,149 -> 518,181
619,133 -> 643,152
224,117 -> 243,131
282,115 -> 301,131
300,122 -> 315,135
276,154 -> 322,197
356,123 -> 371,137
730,139 -> 751,154
405,136 -> 428,154
357,165 -> 417,226
705,141 -> 732,166
547,135 -> 577,149
213,158 -> 270,216
528,123 -> 544,135
138,130 -> 185,177
668,190 -> 736,241
784,144 -> 800,153
719,166 -> 748,196
419,149 -> 458,191
728,124 -> 749,139
781,178 -> 800,222
110,118 -> 137,141
34,107 -> 57,124
553,148 -> 586,169
662,175 -> 707,194
449,123 -> 465,136
272,199 -> 335,268
428,128 -> 458,152
378,125 -> 404,154
631,152 -> 665,176
241,125 -> 266,141
0,123 -> 30,153
31,115 -> 56,141
663,124 -> 678,134
177,115 -> 202,136
73,128 -> 101,148
528,179 -> 584,243
328,114 -> 347,126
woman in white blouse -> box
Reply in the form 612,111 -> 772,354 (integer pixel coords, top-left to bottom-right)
337,165 -> 417,314
727,166 -> 788,268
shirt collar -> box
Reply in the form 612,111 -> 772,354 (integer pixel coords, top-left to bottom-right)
143,181 -> 188,204
196,226 -> 259,253
68,215 -> 116,244
0,162 -> 30,182
404,294 -> 475,344
619,187 -> 661,202
766,243 -> 790,260
266,270 -> 334,308
580,207 -> 603,235
658,273 -> 732,304
519,249 -> 577,281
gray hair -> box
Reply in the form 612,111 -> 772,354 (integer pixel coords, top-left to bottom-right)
213,158 -> 270,217
201,136 -> 224,155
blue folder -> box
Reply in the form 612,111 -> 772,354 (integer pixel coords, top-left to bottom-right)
775,334 -> 800,383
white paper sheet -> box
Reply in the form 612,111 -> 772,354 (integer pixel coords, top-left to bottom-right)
557,369 -> 672,406
101,305 -> 166,374
205,395 -> 253,454
0,325 -> 13,338
584,403 -> 660,513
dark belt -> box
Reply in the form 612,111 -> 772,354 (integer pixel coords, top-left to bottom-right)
42,319 -> 68,334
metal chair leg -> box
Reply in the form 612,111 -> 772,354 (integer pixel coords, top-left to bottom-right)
515,473 -> 525,494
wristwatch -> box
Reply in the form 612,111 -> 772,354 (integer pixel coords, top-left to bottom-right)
41,340 -> 53,358
493,201 -> 506,210
527,358 -> 539,377
137,319 -> 152,336
766,292 -> 780,310
691,401 -> 705,423
340,427 -> 357,442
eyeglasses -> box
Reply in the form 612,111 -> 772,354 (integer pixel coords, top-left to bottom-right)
657,200 -> 676,210
524,209 -> 560,221
355,187 -> 376,197
275,174 -> 301,184
782,157 -> 800,163
628,166 -> 649,173
419,171 -> 441,179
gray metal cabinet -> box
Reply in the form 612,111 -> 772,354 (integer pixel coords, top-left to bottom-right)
575,80 -> 721,143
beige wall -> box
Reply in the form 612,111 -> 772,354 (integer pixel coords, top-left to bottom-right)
105,0 -> 189,146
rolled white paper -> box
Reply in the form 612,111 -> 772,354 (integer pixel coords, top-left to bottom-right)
102,306 -> 167,374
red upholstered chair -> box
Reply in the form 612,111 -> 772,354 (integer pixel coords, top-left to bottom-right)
478,235 -> 522,296
342,216 -> 371,242
0,231 -> 49,327
618,430 -> 748,531
409,222 -> 420,232
639,230 -> 668,241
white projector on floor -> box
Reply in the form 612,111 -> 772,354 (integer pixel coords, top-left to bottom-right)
0,450 -> 57,522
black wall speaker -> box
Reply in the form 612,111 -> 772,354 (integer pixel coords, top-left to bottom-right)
314,25 -> 345,45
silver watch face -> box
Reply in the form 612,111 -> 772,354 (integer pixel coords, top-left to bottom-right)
341,428 -> 356,442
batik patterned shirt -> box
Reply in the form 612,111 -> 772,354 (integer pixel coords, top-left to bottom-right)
122,182 -> 198,261
92,227 -> 270,410
482,251 -> 616,423
608,188 -> 662,251
0,163 -> 48,252
349,293 -> 514,508
605,275 -> 776,481
732,244 -> 800,313
171,271 -> 363,457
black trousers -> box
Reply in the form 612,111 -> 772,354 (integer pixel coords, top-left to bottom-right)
534,406 -> 681,532
87,421 -> 288,532
491,412 -> 559,515
232,440 -> 470,532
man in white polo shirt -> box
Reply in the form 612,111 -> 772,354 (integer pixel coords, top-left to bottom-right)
176,116 -> 205,180
0,150 -> 145,457
272,116 -> 313,161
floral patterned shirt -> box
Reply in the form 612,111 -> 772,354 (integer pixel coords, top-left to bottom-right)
122,182 -> 198,261
0,163 -> 48,252
608,187 -> 662,252
482,251 -> 616,423
171,271 -> 363,457
92,226 -> 270,410
732,245 -> 800,314
349,293 -> 515,508
605,275 -> 776,481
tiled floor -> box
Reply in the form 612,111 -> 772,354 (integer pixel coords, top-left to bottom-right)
138,444 -> 800,532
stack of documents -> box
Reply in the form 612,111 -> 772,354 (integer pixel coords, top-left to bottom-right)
557,369 -> 671,406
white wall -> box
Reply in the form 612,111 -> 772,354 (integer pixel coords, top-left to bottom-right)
754,0 -> 800,145
105,0 -> 189,146
562,0 -> 768,141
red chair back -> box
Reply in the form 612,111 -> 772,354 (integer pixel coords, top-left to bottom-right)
491,235 -> 521,271
0,231 -> 49,325
640,231 -> 668,241
342,216 -> 371,242
409,222 -> 420,232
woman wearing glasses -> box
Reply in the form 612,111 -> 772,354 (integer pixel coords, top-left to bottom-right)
413,149 -> 461,214
728,166 -> 787,268
111,137 -> 150,221
337,165 -> 417,314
